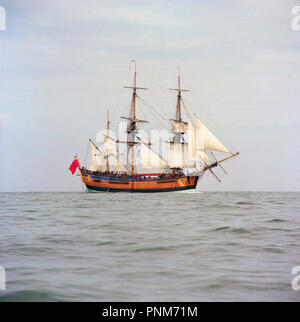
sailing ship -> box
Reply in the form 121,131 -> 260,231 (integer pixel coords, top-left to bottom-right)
70,61 -> 239,192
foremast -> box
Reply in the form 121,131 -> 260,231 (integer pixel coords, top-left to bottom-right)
168,66 -> 191,169
169,66 -> 190,143
168,67 -> 239,180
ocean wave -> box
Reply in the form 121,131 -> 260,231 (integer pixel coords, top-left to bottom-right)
0,290 -> 63,302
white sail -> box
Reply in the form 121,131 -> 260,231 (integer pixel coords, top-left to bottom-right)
89,142 -> 107,172
195,117 -> 230,154
187,119 -> 210,163
141,143 -> 169,169
114,153 -> 129,173
102,135 -> 118,157
172,121 -> 188,133
195,149 -> 210,163
187,119 -> 196,159
168,142 -> 195,168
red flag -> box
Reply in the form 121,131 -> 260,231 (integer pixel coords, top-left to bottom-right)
69,156 -> 80,175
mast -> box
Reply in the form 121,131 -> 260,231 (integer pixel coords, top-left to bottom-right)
131,61 -> 137,174
133,61 -> 137,119
169,66 -> 190,143
121,60 -> 148,175
106,109 -> 110,172
176,66 -> 182,122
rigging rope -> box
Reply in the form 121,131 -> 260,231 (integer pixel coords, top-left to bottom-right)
181,79 -> 237,153
83,142 -> 90,168
180,98 -> 193,122
137,96 -> 169,125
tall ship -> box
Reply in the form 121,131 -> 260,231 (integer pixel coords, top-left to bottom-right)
69,61 -> 239,192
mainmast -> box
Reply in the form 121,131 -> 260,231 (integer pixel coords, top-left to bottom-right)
121,60 -> 148,175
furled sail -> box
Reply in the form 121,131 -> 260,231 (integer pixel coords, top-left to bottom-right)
187,119 -> 210,163
89,142 -> 107,172
141,143 -> 169,169
171,120 -> 188,133
114,153 -> 129,173
195,117 -> 230,154
102,135 -> 118,157
168,142 -> 196,168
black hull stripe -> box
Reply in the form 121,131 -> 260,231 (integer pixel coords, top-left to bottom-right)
85,184 -> 196,193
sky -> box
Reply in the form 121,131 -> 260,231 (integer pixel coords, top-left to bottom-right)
0,0 -> 299,191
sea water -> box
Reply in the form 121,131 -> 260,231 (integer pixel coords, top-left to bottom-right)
0,192 -> 299,301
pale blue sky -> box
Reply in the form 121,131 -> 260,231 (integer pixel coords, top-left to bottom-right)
0,0 -> 299,191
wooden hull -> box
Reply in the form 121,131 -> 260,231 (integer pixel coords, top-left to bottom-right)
79,169 -> 199,193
